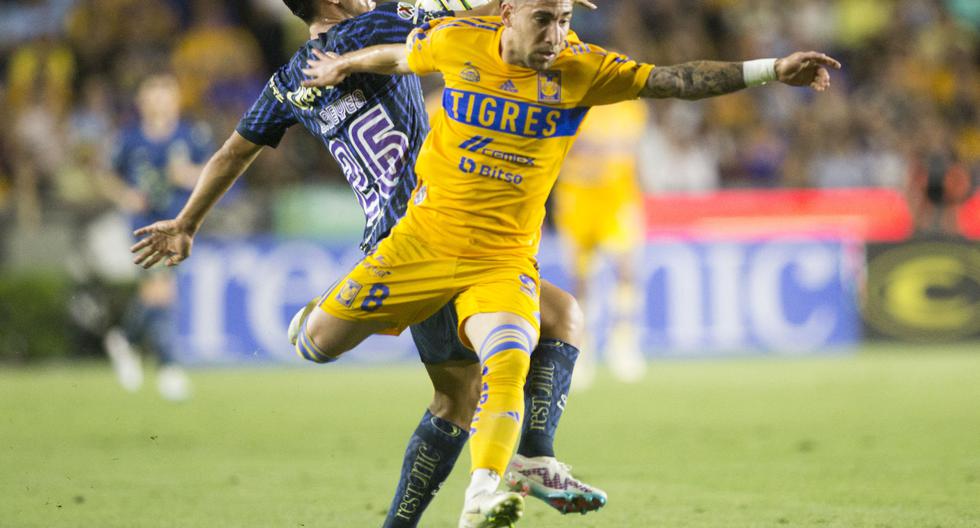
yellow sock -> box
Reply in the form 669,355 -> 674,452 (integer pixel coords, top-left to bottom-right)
469,328 -> 533,475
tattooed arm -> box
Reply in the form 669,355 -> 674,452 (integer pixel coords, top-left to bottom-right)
640,52 -> 842,100
640,61 -> 745,100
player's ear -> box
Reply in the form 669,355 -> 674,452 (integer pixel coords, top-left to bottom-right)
500,0 -> 516,26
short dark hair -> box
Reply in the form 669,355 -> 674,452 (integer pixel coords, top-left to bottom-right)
283,0 -> 317,23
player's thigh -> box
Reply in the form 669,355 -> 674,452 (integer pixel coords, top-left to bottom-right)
410,302 -> 479,364
319,231 -> 457,337
463,312 -> 539,359
305,308 -> 393,356
538,279 -> 584,345
454,259 -> 542,351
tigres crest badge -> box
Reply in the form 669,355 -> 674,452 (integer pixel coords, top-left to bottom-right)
335,279 -> 363,307
537,70 -> 561,103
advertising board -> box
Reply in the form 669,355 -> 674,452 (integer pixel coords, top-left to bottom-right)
174,236 -> 861,364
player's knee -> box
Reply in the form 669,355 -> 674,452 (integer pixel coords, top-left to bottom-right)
540,288 -> 584,345
296,311 -> 356,363
308,332 -> 352,361
483,348 -> 532,391
295,331 -> 343,364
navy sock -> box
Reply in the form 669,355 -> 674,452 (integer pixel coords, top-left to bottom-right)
518,339 -> 579,458
383,410 -> 469,527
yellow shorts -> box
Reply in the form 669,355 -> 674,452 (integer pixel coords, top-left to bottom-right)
319,230 -> 541,349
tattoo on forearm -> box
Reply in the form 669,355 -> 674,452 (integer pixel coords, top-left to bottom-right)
642,61 -> 746,100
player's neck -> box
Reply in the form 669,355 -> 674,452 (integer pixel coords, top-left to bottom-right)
307,6 -> 355,38
308,20 -> 337,38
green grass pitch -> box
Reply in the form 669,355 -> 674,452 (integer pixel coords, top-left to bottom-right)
1,344 -> 978,527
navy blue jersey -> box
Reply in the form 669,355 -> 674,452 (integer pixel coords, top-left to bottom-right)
113,121 -> 213,229
237,2 -> 451,253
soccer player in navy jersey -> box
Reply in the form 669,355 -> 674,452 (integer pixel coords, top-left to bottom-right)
104,73 -> 212,402
131,1 -> 603,526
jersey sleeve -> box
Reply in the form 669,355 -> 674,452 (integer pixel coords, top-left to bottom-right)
580,47 -> 655,107
235,74 -> 298,148
405,17 -> 457,76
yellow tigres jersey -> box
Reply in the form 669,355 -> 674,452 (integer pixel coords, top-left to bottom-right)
399,16 -> 654,258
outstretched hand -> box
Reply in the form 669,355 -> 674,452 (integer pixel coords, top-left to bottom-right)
302,49 -> 346,88
574,0 -> 598,9
775,51 -> 842,91
130,219 -> 195,269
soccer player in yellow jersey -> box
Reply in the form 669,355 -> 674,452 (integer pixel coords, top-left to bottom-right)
554,100 -> 649,388
294,1 -> 839,525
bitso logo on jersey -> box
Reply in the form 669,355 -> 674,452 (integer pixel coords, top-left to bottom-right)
336,279 -> 363,307
459,156 -> 477,173
460,62 -> 481,83
538,71 -> 562,103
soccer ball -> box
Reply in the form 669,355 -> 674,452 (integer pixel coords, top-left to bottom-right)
416,0 -> 491,12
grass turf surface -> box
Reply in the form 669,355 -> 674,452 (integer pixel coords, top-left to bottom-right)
1,345 -> 978,527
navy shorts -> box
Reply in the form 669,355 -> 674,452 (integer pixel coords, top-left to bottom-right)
409,301 -> 479,364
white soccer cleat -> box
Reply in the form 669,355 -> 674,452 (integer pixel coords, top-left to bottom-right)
505,454 -> 607,515
288,297 -> 321,346
458,491 -> 524,528
104,327 -> 143,392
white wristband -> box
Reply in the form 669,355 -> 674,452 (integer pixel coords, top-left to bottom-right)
743,58 -> 777,87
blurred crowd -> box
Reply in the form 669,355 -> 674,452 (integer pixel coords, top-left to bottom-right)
0,0 -> 977,242
588,0 -> 980,233
0,0 -> 330,241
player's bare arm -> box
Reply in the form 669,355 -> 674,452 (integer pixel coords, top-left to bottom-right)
642,61 -> 745,100
131,132 -> 262,269
641,51 -> 840,100
301,44 -> 409,87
